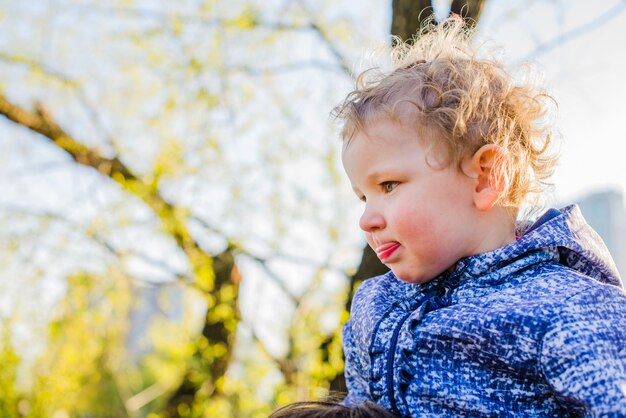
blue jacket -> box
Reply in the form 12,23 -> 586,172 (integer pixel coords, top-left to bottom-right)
343,206 -> 626,416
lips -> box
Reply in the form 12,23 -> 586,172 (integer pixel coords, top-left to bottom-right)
375,242 -> 400,262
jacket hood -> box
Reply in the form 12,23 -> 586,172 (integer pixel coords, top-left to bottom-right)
514,205 -> 622,287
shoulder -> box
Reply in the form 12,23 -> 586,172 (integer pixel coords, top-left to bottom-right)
544,272 -> 626,326
465,262 -> 626,331
537,271 -> 626,414
534,263 -> 626,351
521,262 -> 625,309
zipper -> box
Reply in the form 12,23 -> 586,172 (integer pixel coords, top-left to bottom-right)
384,272 -> 460,414
386,308 -> 414,414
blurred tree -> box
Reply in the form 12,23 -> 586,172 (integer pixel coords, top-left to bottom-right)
27,271 -> 131,417
0,1 -> 370,416
0,90 -> 242,416
0,320 -> 21,417
392,0 -> 485,41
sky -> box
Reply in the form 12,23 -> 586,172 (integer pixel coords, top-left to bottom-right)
471,0 -> 626,206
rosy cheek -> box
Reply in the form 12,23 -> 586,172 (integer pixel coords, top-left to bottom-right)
394,206 -> 430,237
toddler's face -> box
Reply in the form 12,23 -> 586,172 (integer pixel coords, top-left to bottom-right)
342,117 -> 482,284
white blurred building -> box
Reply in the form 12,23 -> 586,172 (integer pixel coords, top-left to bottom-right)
573,190 -> 626,282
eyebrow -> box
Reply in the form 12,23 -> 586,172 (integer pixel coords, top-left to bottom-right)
365,168 -> 404,184
366,172 -> 382,183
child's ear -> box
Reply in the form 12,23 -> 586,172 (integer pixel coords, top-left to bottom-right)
465,144 -> 508,211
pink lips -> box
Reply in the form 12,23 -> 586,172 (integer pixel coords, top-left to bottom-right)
375,242 -> 400,262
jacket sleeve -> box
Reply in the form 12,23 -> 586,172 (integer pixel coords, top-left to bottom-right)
540,284 -> 626,416
342,318 -> 370,406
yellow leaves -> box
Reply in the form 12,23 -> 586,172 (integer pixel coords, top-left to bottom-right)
339,309 -> 350,324
326,331 -> 345,374
201,397 -> 233,418
197,335 -> 209,351
325,148 -> 344,186
0,322 -> 21,417
323,18 -> 354,43
197,89 -> 220,109
195,263 -> 215,291
302,339 -> 342,384
207,303 -> 233,324
327,225 -> 339,242
201,341 -> 227,361
113,0 -> 138,8
204,135 -> 223,160
111,170 -> 128,188
219,283 -> 236,303
203,292 -> 216,311
154,138 -> 184,178
200,0 -> 219,15
177,402 -> 191,416
190,251 -> 215,293
224,7 -> 258,30
275,388 -> 296,408
26,269 -> 132,416
165,96 -> 177,111
171,15 -> 184,36
150,319 -> 197,363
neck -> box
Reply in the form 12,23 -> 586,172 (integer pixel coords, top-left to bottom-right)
472,205 -> 517,255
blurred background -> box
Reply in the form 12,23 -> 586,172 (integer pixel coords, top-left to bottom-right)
1,0 -> 625,417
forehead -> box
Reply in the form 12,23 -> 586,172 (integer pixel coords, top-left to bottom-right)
342,111 -> 430,155
341,117 -> 421,166
341,114 -> 457,176
342,100 -> 421,141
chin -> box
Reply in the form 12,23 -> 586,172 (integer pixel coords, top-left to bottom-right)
392,269 -> 434,285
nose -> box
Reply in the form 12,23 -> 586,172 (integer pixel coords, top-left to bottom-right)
359,203 -> 386,232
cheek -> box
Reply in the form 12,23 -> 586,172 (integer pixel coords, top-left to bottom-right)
393,206 -> 432,237
393,203 -> 454,244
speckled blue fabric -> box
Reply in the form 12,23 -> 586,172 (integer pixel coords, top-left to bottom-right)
342,205 -> 626,417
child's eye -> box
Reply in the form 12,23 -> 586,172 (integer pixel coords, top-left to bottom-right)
381,181 -> 399,193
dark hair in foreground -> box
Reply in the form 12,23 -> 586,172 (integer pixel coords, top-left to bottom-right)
268,400 -> 396,418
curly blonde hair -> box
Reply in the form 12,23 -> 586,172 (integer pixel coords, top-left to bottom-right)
333,16 -> 558,208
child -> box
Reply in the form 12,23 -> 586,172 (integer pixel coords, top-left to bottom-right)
334,16 -> 626,416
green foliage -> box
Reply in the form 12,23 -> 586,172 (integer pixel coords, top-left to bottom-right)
0,0 -> 377,416
0,321 -> 21,417
26,271 -> 132,417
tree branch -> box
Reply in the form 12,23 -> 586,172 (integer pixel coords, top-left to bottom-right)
520,1 -> 626,62
0,95 -> 135,179
0,204 -> 200,289
391,0 -> 433,41
0,52 -> 78,87
449,0 -> 487,28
